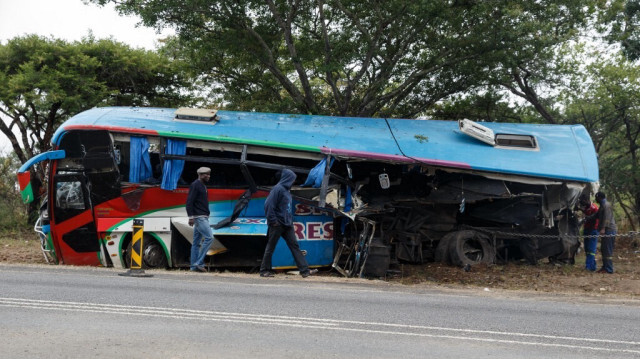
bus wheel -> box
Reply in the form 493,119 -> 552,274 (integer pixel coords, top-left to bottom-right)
448,230 -> 495,267
125,236 -> 168,269
434,231 -> 457,264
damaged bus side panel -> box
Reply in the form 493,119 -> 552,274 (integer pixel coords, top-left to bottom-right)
18,107 -> 599,276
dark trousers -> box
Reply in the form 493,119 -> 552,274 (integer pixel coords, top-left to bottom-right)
601,229 -> 616,273
260,225 -> 309,275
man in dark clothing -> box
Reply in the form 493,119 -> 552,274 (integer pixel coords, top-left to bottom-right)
259,169 -> 317,278
595,191 -> 617,274
186,167 -> 213,272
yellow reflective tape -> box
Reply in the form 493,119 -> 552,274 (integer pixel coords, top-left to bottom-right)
130,224 -> 144,269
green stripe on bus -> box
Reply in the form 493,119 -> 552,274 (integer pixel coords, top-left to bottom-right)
46,233 -> 58,264
147,232 -> 171,264
156,131 -> 321,153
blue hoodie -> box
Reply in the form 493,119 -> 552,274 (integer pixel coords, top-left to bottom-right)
264,169 -> 296,227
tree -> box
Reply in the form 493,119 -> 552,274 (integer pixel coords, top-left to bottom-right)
561,54 -> 640,229
0,152 -> 27,230
0,35 -> 197,218
91,0 -> 600,118
602,0 -> 640,61
0,35 -> 196,166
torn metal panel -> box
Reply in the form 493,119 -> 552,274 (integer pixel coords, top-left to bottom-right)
425,178 -> 511,204
332,218 -> 378,278
541,184 -> 583,227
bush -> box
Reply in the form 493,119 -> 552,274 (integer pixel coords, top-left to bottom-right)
0,153 -> 29,232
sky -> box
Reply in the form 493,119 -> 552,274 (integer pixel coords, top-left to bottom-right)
0,0 -> 172,153
0,0 -> 169,50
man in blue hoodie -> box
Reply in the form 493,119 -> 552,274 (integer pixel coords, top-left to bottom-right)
260,169 -> 317,278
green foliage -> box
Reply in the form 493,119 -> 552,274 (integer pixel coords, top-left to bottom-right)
0,35 -> 198,225
426,91 -> 541,124
92,0 -> 599,118
602,0 -> 640,61
0,35 -> 197,165
0,153 -> 28,231
560,53 -> 640,227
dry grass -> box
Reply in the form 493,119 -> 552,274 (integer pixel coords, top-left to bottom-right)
0,229 -> 47,264
390,239 -> 640,298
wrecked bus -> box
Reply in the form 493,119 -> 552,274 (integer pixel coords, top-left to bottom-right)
17,107 -> 599,276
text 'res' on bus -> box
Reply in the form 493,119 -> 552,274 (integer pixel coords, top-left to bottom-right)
17,107 -> 335,270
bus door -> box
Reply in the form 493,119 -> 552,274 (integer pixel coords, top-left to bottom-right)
51,130 -> 121,266
52,172 -> 101,265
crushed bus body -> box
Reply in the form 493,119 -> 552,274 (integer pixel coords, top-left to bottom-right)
17,107 -> 599,276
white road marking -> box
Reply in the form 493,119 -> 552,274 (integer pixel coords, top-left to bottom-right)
1,297 -> 639,355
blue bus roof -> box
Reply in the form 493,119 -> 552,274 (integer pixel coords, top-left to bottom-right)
52,107 -> 599,183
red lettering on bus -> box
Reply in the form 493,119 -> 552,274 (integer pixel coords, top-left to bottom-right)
323,222 -> 334,240
294,204 -> 327,216
294,222 -> 305,239
307,222 -> 322,239
292,221 -> 334,240
295,204 -> 310,215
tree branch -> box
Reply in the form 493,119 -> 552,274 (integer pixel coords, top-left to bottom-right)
266,0 -> 318,114
316,0 -> 345,114
504,67 -> 557,124
219,2 -> 308,113
0,111 -> 28,163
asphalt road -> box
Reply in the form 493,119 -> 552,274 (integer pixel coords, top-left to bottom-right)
1,264 -> 639,358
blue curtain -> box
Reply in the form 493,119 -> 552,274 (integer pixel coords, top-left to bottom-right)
302,157 -> 334,188
161,139 -> 187,190
129,136 -> 153,183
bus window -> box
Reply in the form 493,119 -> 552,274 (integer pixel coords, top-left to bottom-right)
56,181 -> 85,210
54,174 -> 90,223
59,130 -> 112,157
177,146 -> 247,187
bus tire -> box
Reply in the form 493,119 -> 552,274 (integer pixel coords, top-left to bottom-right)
448,230 -> 495,267
434,232 -> 457,264
124,235 -> 168,269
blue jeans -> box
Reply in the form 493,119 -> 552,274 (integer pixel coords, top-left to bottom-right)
600,229 -> 616,273
191,217 -> 213,269
583,229 -> 598,271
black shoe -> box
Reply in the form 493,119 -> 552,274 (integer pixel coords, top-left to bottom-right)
260,271 -> 275,277
190,266 -> 207,273
301,269 -> 318,278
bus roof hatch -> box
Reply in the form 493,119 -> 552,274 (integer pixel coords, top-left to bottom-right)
174,108 -> 219,123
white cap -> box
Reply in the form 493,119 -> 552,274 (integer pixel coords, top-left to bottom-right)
197,167 -> 211,174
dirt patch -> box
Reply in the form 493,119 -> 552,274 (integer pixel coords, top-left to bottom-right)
391,240 -> 640,298
0,230 -> 48,264
2,229 -> 639,298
